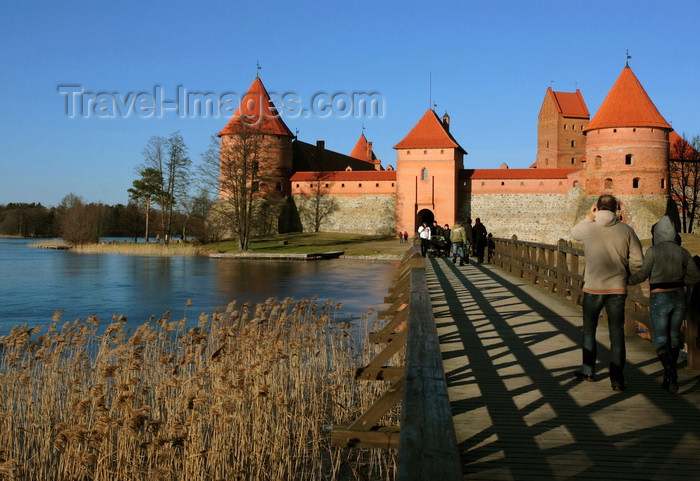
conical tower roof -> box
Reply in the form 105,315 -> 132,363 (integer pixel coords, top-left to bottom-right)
584,66 -> 671,132
393,109 -> 465,153
218,77 -> 294,137
349,133 -> 377,162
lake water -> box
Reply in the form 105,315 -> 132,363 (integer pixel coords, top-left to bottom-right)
0,238 -> 399,333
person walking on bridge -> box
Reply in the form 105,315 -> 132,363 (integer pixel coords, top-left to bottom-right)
418,221 -> 431,257
571,194 -> 643,391
450,219 -> 469,266
628,216 -> 700,393
473,218 -> 488,264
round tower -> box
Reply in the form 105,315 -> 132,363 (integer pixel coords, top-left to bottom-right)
218,77 -> 294,198
583,66 -> 672,197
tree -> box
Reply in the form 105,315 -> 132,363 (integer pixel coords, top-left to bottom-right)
669,134 -> 700,233
55,194 -> 109,244
296,171 -> 339,232
140,132 -> 192,242
200,130 -> 278,250
128,167 -> 163,242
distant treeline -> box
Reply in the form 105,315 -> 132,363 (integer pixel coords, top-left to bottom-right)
0,202 -> 204,241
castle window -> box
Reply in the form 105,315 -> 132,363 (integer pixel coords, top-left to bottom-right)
564,124 -> 567,129
633,178 -> 640,188
661,178 -> 665,189
421,168 -> 429,180
295,183 -> 300,188
571,140 -> 575,147
613,129 -> 617,133
309,183 -> 313,188
625,154 -> 633,165
571,158 -> 575,164
633,128 -> 637,132
482,182 -> 486,186
325,183 -> 329,188
341,183 -> 345,187
573,181 -> 579,187
520,181 -> 525,187
501,182 -> 505,186
595,155 -> 602,168
358,183 -> 362,187
391,182 -> 394,187
558,181 -> 563,186
440,149 -> 444,154
407,150 -> 411,154
546,141 -> 549,148
424,150 -> 427,154
375,183 -> 379,187
605,178 -> 613,189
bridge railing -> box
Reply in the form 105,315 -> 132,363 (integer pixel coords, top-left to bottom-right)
331,244 -> 462,481
491,235 -> 700,369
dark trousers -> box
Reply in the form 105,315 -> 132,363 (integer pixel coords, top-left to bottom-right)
420,238 -> 429,257
581,293 -> 627,384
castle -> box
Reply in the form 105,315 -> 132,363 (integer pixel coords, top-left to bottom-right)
218,63 -> 685,243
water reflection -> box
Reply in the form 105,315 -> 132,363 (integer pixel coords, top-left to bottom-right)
0,238 -> 398,332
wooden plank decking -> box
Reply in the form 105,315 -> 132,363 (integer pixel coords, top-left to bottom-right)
427,257 -> 700,480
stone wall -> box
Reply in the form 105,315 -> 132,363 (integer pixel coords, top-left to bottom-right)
462,188 -> 587,243
461,188 -> 670,244
293,194 -> 396,235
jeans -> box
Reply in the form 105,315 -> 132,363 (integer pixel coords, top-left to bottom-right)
581,293 -> 627,384
452,242 -> 466,263
649,289 -> 686,349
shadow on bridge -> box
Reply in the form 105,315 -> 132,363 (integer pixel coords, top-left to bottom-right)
427,257 -> 700,481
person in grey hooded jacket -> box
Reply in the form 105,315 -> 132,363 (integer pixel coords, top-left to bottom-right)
629,215 -> 700,393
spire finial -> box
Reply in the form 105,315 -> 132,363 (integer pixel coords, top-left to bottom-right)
256,61 -> 262,78
625,49 -> 631,67
361,123 -> 366,135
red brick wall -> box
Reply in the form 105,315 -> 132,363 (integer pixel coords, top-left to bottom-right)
583,127 -> 669,196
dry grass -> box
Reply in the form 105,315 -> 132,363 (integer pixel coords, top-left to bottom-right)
71,242 -> 203,256
0,299 -> 400,480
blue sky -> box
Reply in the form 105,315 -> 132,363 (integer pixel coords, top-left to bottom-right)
1,0 -> 698,207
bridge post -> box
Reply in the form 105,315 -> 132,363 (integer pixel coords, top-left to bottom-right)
687,284 -> 700,370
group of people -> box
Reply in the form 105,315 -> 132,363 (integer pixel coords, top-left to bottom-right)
416,217 -> 492,265
572,194 -> 700,393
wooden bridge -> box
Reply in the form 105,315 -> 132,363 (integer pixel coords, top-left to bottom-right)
333,239 -> 700,480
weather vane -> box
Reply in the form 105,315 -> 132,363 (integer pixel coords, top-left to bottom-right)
626,49 -> 631,67
361,123 -> 366,134
256,61 -> 262,77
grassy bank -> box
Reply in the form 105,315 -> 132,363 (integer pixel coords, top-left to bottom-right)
0,299 -> 400,480
29,233 -> 408,258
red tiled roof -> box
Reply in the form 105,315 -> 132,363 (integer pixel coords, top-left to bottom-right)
349,134 -> 377,162
290,170 -> 396,182
393,109 -> 465,152
463,168 -> 580,180
584,67 -> 671,132
550,89 -> 589,119
218,77 -> 294,137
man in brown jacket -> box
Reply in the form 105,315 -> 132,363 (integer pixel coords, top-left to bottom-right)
571,194 -> 643,391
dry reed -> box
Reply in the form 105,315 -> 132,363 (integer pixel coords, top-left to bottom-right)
0,298 -> 400,481
70,242 -> 202,256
